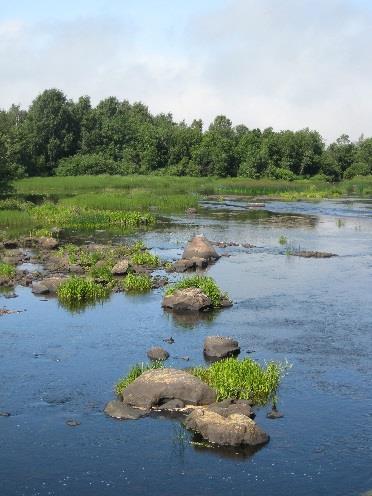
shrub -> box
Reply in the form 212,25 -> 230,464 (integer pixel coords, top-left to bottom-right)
0,262 -> 16,278
57,276 -> 109,305
165,275 -> 227,308
123,273 -> 152,292
191,357 -> 289,405
115,361 -> 164,396
56,153 -> 125,176
343,162 -> 371,179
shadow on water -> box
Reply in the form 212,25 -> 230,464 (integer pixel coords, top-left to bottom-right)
163,307 -> 221,329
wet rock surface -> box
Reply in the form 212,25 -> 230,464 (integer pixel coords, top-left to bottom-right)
111,260 -> 129,275
121,368 -> 217,409
147,346 -> 170,361
290,250 -> 337,258
38,237 -> 59,250
184,404 -> 269,447
204,336 -> 240,359
104,400 -> 149,420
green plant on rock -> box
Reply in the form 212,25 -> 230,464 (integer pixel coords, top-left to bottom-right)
191,357 -> 290,405
57,276 -> 109,306
0,262 -> 16,278
130,250 -> 160,267
123,273 -> 152,292
165,275 -> 227,308
115,361 -> 164,396
89,264 -> 113,284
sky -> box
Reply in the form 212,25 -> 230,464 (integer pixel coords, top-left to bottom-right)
1,0 -> 372,141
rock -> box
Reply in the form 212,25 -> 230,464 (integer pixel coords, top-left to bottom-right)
189,256 -> 208,268
65,419 -> 81,427
151,276 -> 168,289
204,336 -> 240,359
104,400 -> 148,420
0,411 -> 11,417
168,259 -> 195,273
162,288 -> 212,312
39,237 -> 59,250
163,337 -> 175,344
207,399 -> 255,419
2,240 -> 18,249
122,368 -> 217,409
32,282 -> 50,294
40,276 -> 65,294
266,408 -> 284,419
241,243 -> 256,249
112,260 -> 129,275
291,250 -> 337,258
182,235 -> 220,261
184,407 -> 269,447
186,208 -> 197,214
157,399 -> 185,410
69,264 -> 84,275
220,298 -> 233,308
147,347 -> 170,361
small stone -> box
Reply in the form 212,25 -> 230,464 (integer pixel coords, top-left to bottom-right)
111,260 -> 129,275
163,337 -> 174,344
31,282 -> 49,295
204,336 -> 240,359
266,408 -> 284,419
104,400 -> 148,420
0,411 -> 11,417
66,419 -> 80,427
147,347 -> 170,361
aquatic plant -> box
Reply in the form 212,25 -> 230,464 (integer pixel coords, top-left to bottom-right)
57,276 -> 109,305
191,357 -> 289,405
278,235 -> 288,245
130,250 -> 160,267
115,361 -> 164,396
0,198 -> 33,211
123,273 -> 152,292
0,262 -> 16,278
165,275 -> 227,308
89,265 -> 113,284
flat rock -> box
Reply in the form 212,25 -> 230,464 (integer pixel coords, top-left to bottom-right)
147,346 -> 170,361
157,399 -> 185,410
112,260 -> 129,275
162,288 -> 212,312
184,408 -> 269,447
40,276 -> 65,294
168,259 -> 195,273
182,235 -> 220,261
122,368 -> 217,409
291,250 -> 337,258
207,399 -> 255,419
204,336 -> 240,359
69,264 -> 85,274
104,400 -> 148,420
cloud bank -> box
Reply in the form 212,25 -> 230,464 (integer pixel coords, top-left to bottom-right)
1,0 -> 372,140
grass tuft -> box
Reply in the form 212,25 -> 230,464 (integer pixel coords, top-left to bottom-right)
57,276 -> 109,307
123,273 -> 152,292
0,262 -> 16,278
165,275 -> 227,308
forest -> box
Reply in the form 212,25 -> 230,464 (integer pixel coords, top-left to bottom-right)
1,88 -> 372,191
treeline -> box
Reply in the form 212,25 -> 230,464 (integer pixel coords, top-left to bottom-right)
1,88 -> 372,185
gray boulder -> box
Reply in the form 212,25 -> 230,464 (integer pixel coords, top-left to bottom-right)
32,282 -> 49,294
104,400 -> 148,420
157,399 -> 185,410
147,347 -> 169,361
182,235 -> 220,261
162,288 -> 212,312
204,336 -> 240,359
184,406 -> 269,447
111,260 -> 129,275
40,276 -> 65,294
121,368 -> 217,409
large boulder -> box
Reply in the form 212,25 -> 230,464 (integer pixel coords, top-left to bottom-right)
182,235 -> 220,261
31,282 -> 49,294
121,368 -> 217,409
184,405 -> 269,447
204,336 -> 240,359
162,288 -> 212,312
40,276 -> 65,294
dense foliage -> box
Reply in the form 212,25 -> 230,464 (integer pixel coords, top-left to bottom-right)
1,89 -> 372,183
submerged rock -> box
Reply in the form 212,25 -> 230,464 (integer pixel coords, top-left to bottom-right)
204,336 -> 240,359
162,288 -> 212,312
147,347 -> 169,361
184,406 -> 268,447
121,368 -> 217,409
182,235 -> 220,262
39,237 -> 59,250
104,400 -> 148,420
290,250 -> 337,258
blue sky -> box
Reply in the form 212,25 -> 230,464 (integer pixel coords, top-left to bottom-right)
1,0 -> 372,140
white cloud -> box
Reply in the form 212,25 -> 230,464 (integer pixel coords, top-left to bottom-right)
1,1 -> 372,140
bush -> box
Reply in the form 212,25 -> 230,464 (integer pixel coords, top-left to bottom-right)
56,153 -> 125,176
57,276 -> 109,305
343,162 -> 371,179
123,273 -> 152,292
191,357 -> 288,405
0,198 -> 33,211
165,275 -> 227,308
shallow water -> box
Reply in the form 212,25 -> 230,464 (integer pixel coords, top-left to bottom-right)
1,199 -> 372,496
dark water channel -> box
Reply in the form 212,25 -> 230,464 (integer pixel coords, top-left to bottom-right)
1,199 -> 372,496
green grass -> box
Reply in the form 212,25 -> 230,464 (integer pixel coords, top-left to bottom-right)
0,210 -> 33,228
57,276 -> 109,306
0,262 -> 16,278
165,275 -> 228,308
278,235 -> 288,245
115,361 -> 164,396
123,273 -> 152,292
130,250 -> 160,267
0,198 -> 33,211
89,265 -> 113,283
191,357 -> 289,405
